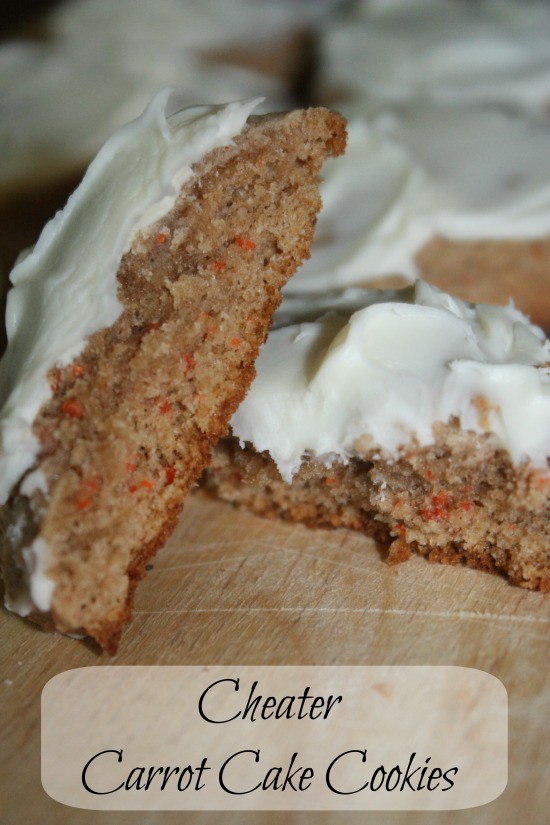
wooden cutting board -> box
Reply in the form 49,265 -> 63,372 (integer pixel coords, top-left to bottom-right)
1,492 -> 549,825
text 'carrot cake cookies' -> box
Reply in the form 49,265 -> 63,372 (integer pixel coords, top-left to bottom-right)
205,281 -> 550,591
0,89 -> 346,651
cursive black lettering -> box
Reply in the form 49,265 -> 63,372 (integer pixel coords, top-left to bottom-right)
82,749 -> 124,795
326,749 -> 369,795
219,749 -> 261,795
198,678 -> 240,724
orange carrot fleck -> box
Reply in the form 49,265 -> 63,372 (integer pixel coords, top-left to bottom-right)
164,466 -> 176,486
532,473 -> 550,491
128,479 -> 153,493
158,400 -> 172,414
213,259 -> 225,274
72,363 -> 84,378
61,399 -> 83,419
425,469 -> 434,480
126,462 -> 137,473
421,490 -> 450,521
156,232 -> 167,244
183,353 -> 195,373
82,475 -> 101,492
146,322 -> 161,334
235,236 -> 255,251
458,501 -> 474,513
231,338 -> 241,349
325,476 -> 336,485
74,474 -> 101,510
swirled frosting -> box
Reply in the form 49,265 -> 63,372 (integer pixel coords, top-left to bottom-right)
231,281 -> 550,482
289,0 -> 550,295
285,110 -> 550,294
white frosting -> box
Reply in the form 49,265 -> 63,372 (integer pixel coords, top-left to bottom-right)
286,112 -> 550,293
318,0 -> 550,115
274,285 -> 396,329
19,469 -> 48,498
21,540 -> 55,615
231,282 -> 550,482
0,90 -> 261,508
2,521 -> 53,617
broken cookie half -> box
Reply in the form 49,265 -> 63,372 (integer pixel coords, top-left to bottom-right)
205,281 -> 550,592
0,89 -> 346,651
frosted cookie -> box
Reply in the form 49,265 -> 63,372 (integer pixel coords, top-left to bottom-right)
306,0 -> 550,327
283,113 -> 550,329
204,282 -> 550,592
0,90 -> 346,651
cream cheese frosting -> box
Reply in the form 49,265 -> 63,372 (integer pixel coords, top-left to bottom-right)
231,282 -> 550,482
0,90 -> 261,509
285,111 -> 550,294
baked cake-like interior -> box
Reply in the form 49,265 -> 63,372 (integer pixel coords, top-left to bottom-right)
206,427 -> 549,591
0,101 -> 346,651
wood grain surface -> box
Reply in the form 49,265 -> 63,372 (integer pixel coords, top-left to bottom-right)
1,493 -> 548,825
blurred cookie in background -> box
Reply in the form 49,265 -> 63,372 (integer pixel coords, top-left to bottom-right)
315,0 -> 550,116
305,0 -> 550,328
282,110 -> 550,330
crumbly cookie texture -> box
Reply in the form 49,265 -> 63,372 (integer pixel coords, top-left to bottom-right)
204,426 -> 549,592
0,107 -> 347,652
